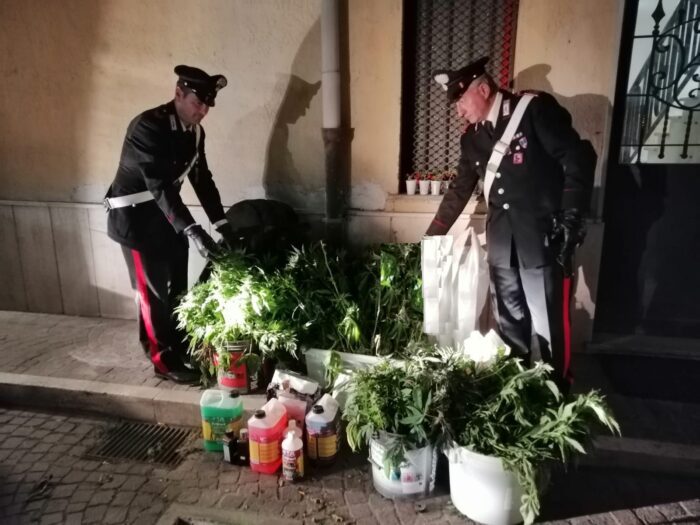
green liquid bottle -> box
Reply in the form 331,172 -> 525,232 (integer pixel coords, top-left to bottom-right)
200,389 -> 243,452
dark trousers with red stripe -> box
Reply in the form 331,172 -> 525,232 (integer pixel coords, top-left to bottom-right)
489,262 -> 573,390
121,244 -> 189,373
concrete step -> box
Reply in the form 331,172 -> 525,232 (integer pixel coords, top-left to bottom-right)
0,372 -> 266,427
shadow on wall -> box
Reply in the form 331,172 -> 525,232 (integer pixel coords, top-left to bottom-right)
262,19 -> 322,209
515,64 -> 613,219
514,64 -> 613,346
0,1 -> 101,202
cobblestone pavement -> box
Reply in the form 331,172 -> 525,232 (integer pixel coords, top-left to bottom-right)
0,311 -> 195,391
1,407 -> 699,525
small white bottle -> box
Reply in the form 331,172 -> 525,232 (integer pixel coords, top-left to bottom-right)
286,419 -> 303,441
281,430 -> 304,482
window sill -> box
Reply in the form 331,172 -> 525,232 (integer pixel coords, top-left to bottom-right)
381,193 -> 486,216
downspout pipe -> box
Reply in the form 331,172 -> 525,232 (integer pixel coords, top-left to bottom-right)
321,0 -> 348,242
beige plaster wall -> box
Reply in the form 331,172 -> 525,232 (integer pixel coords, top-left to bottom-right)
347,0 -> 403,211
0,0 -> 325,211
512,0 -> 625,347
513,0 -> 625,218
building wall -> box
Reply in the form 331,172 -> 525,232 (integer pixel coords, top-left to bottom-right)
512,0 -> 625,345
0,0 -> 325,210
0,0 -> 625,350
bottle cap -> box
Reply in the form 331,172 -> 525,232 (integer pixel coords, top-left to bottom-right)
288,420 -> 298,428
312,405 -> 324,414
254,409 -> 266,418
239,428 -> 249,439
229,389 -> 240,398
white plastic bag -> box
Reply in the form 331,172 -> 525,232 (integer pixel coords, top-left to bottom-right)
453,228 -> 489,344
421,227 -> 489,347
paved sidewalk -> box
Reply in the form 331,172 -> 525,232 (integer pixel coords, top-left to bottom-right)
0,311 -> 194,391
2,311 -> 700,523
1,407 -> 700,525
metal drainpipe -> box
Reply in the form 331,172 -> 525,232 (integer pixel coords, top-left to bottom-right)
321,0 -> 346,242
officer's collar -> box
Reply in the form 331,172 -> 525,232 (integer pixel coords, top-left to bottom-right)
484,91 -> 502,128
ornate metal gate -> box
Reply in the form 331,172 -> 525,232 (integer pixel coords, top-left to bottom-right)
400,0 -> 519,185
621,0 -> 700,163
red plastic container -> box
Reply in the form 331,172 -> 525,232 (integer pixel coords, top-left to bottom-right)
248,398 -> 288,474
214,346 -> 249,391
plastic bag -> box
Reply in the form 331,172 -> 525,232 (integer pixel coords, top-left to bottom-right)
421,227 -> 489,347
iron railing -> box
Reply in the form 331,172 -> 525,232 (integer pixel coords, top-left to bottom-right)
621,0 -> 700,162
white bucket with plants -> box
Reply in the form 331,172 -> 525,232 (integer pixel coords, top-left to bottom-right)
369,431 -> 437,499
304,348 -> 381,388
445,446 -> 525,525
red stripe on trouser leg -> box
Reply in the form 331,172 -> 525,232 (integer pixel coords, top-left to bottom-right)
562,276 -> 572,382
131,250 -> 168,374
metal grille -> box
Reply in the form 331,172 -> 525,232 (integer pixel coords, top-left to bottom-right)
621,0 -> 700,163
403,0 -> 519,180
85,421 -> 196,467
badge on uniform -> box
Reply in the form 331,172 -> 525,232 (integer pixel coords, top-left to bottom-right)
503,99 -> 511,117
513,152 -> 524,164
519,137 -> 528,149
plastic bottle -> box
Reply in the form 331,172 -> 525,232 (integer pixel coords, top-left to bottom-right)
281,430 -> 304,482
305,393 -> 340,465
200,389 -> 244,452
235,428 -> 250,466
286,419 -> 303,441
248,398 -> 288,474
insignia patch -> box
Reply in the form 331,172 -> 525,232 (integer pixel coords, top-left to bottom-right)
513,152 -> 524,164
169,115 -> 177,131
215,76 -> 228,91
503,99 -> 511,117
519,137 -> 528,148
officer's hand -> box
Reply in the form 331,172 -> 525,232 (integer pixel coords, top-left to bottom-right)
185,224 -> 221,260
551,209 -> 586,266
215,222 -> 239,250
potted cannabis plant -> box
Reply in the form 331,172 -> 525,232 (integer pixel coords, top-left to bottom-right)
176,252 -> 301,390
343,355 -> 441,499
301,242 -> 426,388
175,273 -> 255,390
439,351 -> 620,525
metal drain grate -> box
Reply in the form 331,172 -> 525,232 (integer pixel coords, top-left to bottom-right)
85,421 -> 196,467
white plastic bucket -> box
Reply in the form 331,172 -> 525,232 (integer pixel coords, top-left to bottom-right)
303,348 -> 381,386
369,433 -> 437,499
445,446 -> 525,525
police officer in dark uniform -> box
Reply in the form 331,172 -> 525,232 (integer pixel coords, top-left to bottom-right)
105,65 -> 236,384
426,57 -> 596,390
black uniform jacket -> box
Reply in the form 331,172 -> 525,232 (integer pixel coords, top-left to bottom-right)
106,101 -> 226,254
427,90 -> 597,269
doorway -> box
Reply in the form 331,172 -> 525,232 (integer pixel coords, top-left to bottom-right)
596,0 -> 700,337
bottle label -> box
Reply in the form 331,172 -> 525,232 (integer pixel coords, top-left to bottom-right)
227,417 -> 243,436
249,438 -> 280,465
282,447 -> 304,481
307,426 -> 338,461
202,416 -> 235,443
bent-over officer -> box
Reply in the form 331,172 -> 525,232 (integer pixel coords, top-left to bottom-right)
104,65 -> 236,384
426,57 -> 596,391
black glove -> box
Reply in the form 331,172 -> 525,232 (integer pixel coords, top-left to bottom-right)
550,209 -> 586,273
185,224 -> 221,260
215,222 -> 239,250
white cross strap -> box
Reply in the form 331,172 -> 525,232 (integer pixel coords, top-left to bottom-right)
483,93 -> 536,203
104,125 -> 201,210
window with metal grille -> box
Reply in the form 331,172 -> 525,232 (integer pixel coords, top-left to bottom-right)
400,0 -> 519,190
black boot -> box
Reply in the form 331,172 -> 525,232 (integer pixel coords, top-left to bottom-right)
153,349 -> 200,385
